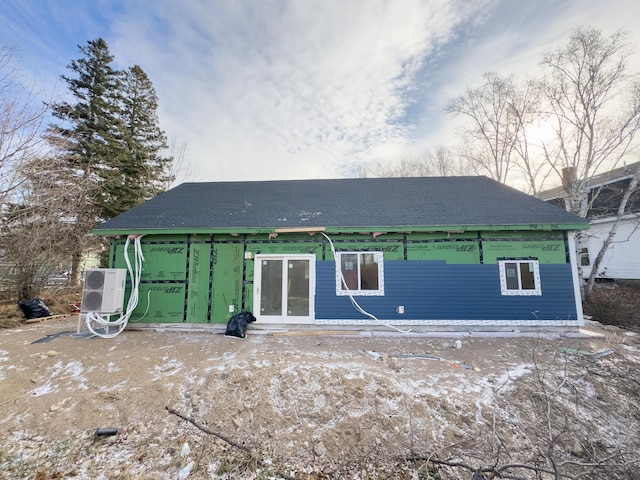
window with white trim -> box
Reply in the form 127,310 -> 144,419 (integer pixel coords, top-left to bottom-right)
336,251 -> 384,296
498,259 -> 541,296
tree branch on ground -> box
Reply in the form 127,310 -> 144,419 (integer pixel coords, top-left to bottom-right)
166,405 -> 255,455
165,406 -> 307,480
404,346 -> 640,479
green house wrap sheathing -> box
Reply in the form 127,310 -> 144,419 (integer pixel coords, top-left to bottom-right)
187,242 -> 211,323
481,232 -> 567,264
113,236 -> 244,324
211,243 -> 244,323
129,283 -> 186,322
108,229 -> 575,324
136,244 -> 188,281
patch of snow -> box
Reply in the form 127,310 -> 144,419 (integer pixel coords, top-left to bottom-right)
150,358 -> 184,379
344,371 -> 366,380
61,360 -> 85,380
99,381 -> 128,392
253,359 -> 272,368
32,382 -> 57,397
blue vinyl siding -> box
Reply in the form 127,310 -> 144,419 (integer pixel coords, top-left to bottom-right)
315,260 -> 577,322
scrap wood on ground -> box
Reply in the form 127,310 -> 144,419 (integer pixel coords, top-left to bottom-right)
24,314 -> 68,324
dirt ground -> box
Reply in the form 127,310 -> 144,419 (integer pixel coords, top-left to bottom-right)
1,314 -> 639,479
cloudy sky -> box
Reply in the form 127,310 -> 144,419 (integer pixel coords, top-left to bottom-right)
2,0 -> 639,184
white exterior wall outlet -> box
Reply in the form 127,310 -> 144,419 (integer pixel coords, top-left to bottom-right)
396,306 -> 405,314
244,251 -> 253,259
229,305 -> 235,313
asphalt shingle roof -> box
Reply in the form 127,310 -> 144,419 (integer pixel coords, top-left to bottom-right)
94,176 -> 587,233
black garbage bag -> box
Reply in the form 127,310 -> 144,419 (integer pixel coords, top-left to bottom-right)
225,311 -> 256,338
18,298 -> 52,320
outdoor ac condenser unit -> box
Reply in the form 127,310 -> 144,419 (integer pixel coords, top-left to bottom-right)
81,268 -> 127,314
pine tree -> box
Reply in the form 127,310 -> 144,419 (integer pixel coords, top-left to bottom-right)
47,38 -> 125,283
50,37 -> 126,221
47,38 -> 174,283
118,64 -> 173,212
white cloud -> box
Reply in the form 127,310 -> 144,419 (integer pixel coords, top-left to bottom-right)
4,0 -> 639,184
107,0 -> 496,182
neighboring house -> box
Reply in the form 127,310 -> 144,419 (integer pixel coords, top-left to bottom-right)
539,162 -> 640,281
94,176 -> 588,329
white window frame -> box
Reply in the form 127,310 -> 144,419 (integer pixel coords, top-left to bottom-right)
335,251 -> 384,296
498,259 -> 542,296
253,254 -> 316,324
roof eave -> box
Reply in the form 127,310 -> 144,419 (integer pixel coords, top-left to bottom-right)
93,222 -> 589,237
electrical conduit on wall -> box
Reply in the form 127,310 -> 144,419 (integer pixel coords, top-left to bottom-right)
320,232 -> 410,333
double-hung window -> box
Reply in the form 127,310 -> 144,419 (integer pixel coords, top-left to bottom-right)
336,251 -> 384,296
498,259 -> 541,296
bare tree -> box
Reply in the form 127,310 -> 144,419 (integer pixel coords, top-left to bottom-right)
537,28 -> 640,299
0,152 -> 96,300
507,81 -> 557,195
164,135 -> 196,189
426,146 -> 475,176
447,72 -> 526,185
362,146 -> 472,178
583,164 -> 640,298
538,27 -> 640,217
0,42 -> 56,298
0,43 -> 51,209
